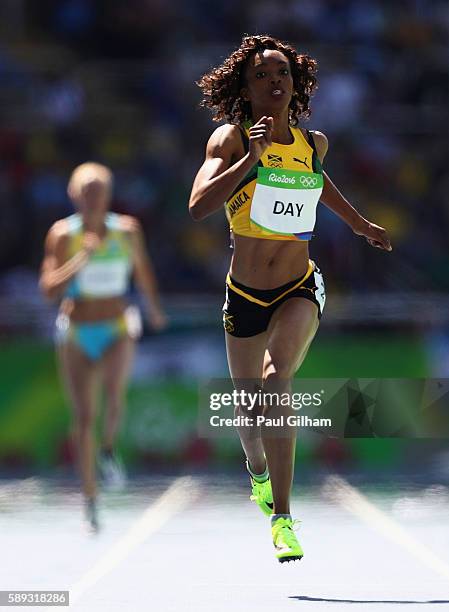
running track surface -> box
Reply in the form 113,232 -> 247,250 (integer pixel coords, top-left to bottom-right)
1,474 -> 449,612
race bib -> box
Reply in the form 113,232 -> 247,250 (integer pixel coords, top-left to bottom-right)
77,259 -> 130,297
250,167 -> 323,238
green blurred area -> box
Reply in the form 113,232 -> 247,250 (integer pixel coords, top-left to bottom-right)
0,331 -> 430,469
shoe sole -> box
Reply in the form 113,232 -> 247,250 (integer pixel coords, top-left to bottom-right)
278,555 -> 303,563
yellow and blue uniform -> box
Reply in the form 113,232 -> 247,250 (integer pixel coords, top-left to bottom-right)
222,123 -> 326,337
56,213 -> 136,360
65,212 -> 132,300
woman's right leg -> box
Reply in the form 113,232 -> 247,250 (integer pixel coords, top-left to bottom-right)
224,331 -> 267,475
57,341 -> 98,500
261,298 -> 319,516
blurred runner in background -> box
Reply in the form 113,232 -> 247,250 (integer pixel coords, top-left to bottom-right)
39,162 -> 167,531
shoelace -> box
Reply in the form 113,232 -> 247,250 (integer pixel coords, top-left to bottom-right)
273,518 -> 301,548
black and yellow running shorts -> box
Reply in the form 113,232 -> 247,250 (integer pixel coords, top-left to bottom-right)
222,260 -> 325,338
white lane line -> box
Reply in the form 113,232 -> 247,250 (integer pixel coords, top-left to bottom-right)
67,476 -> 202,609
323,475 -> 449,582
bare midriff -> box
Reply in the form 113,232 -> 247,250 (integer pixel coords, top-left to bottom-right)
229,233 -> 310,289
60,296 -> 128,322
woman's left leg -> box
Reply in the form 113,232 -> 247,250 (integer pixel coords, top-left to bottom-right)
261,298 -> 319,515
100,335 -> 135,453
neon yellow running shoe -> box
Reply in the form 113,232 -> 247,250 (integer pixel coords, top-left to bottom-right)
249,476 -> 274,516
271,517 -> 303,563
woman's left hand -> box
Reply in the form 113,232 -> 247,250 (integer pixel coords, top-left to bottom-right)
352,218 -> 392,252
149,308 -> 168,332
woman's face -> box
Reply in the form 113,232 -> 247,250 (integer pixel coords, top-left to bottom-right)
241,48 -> 294,115
73,178 -> 111,218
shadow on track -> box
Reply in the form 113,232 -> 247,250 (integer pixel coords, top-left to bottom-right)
290,596 -> 449,605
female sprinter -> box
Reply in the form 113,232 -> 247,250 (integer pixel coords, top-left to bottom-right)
39,162 -> 167,531
189,35 -> 392,562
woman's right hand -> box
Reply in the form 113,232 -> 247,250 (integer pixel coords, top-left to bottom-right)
82,232 -> 102,255
248,116 -> 273,162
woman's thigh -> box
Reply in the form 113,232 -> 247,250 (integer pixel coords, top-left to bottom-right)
224,331 -> 268,415
101,336 -> 135,398
225,331 -> 268,380
57,341 -> 98,423
263,297 -> 320,381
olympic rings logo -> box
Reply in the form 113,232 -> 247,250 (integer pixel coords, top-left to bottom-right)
300,176 -> 318,187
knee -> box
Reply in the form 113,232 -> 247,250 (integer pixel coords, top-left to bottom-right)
235,401 -> 262,419
262,360 -> 294,386
103,382 -> 124,407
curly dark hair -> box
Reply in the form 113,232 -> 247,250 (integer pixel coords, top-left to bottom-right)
196,35 -> 318,126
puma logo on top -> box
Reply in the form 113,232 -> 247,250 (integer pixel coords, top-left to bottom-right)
293,157 -> 309,168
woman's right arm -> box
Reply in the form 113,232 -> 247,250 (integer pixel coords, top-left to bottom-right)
39,222 -> 98,301
188,124 -> 257,221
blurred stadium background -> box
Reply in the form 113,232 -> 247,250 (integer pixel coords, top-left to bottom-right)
0,0 -> 448,479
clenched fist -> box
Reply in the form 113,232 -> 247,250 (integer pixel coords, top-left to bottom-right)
248,116 -> 273,162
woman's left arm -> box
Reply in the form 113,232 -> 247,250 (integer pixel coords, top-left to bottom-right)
124,216 -> 168,331
312,131 -> 392,252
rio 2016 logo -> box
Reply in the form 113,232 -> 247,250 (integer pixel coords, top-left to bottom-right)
267,173 -> 318,188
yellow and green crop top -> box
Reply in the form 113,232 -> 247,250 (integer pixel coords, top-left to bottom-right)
65,213 -> 133,300
225,122 -> 324,241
